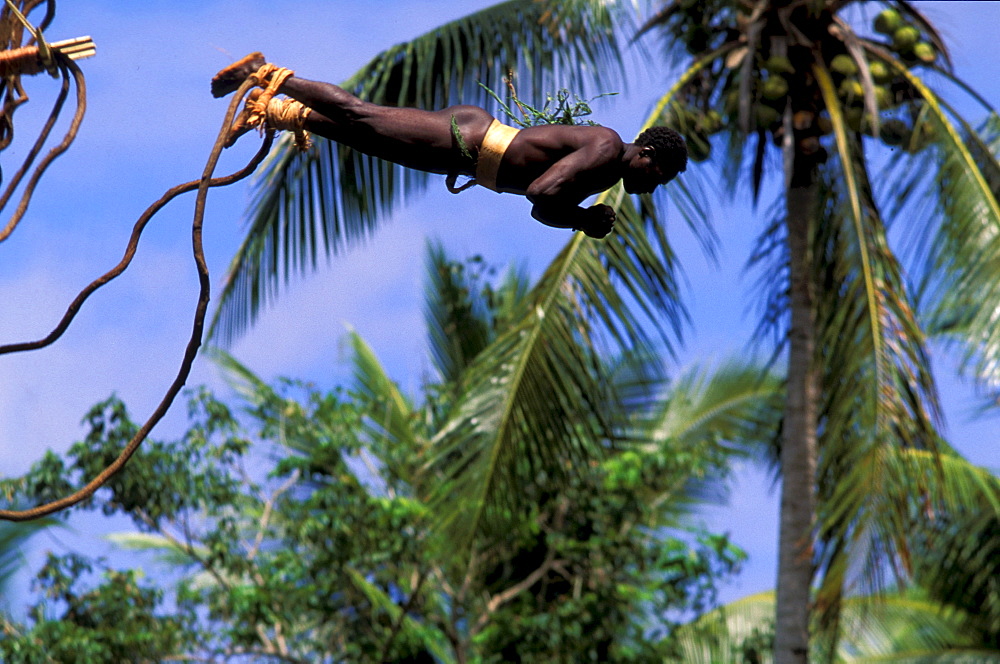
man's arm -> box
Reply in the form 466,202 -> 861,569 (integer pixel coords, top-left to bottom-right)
524,134 -> 620,238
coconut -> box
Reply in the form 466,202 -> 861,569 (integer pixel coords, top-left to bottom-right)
762,76 -> 789,100
755,105 -> 781,128
875,86 -> 895,109
700,110 -> 724,133
839,79 -> 864,101
913,42 -> 936,63
874,8 -> 901,35
893,26 -> 920,50
793,110 -> 815,131
764,55 -> 795,74
868,60 -> 892,84
799,136 -> 821,155
843,107 -> 865,131
831,54 -> 858,76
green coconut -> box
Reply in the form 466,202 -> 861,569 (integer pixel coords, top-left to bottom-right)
874,8 -> 902,35
831,54 -> 858,76
755,105 -> 781,128
839,79 -> 864,101
700,109 -> 724,133
913,42 -> 936,63
843,107 -> 865,131
874,86 -> 895,109
764,55 -> 795,74
893,26 -> 920,50
762,76 -> 789,100
868,60 -> 892,84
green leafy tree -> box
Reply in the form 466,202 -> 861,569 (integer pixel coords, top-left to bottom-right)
207,2 -> 999,661
0,246 -> 782,663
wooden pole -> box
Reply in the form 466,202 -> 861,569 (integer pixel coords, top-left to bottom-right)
0,35 -> 95,76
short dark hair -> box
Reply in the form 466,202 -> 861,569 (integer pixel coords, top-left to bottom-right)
635,126 -> 688,179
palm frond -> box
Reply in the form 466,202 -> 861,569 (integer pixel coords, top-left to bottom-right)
875,63 -> 1000,393
809,62 -> 943,635
104,531 -> 209,568
746,192 -> 790,360
344,566 -> 456,664
922,112 -> 1000,389
421,250 -> 621,551
667,591 -> 777,664
423,178 -> 686,554
0,520 -> 54,598
830,592 -> 984,662
209,0 -> 635,344
635,360 -> 783,517
206,347 -> 274,407
823,446 -> 1000,651
644,360 -> 782,457
669,590 -> 994,664
348,331 -> 424,487
423,242 -> 500,387
902,449 -> 1000,642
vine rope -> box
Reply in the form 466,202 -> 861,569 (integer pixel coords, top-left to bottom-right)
0,77 -> 273,521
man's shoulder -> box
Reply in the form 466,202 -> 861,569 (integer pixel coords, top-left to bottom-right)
563,124 -> 623,147
520,123 -> 622,147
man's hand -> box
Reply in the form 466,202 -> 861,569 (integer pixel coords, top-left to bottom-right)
576,204 -> 616,239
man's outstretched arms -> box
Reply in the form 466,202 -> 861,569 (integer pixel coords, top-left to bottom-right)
524,132 -> 622,238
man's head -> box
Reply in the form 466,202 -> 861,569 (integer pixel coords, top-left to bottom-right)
622,127 -> 688,194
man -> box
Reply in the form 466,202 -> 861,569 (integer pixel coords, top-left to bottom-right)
212,53 -> 687,239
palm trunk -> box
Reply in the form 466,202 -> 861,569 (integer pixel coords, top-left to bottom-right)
774,176 -> 819,664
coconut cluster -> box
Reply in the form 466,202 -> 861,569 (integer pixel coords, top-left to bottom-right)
874,8 -> 936,65
661,4 -> 940,165
823,7 -> 939,151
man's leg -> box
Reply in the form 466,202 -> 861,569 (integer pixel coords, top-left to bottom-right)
280,78 -> 492,175
212,54 -> 491,175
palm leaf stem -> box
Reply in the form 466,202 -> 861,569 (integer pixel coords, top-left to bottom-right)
881,55 -> 1000,225
813,62 -> 882,395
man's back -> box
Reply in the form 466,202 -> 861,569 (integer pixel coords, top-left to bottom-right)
497,124 -> 625,197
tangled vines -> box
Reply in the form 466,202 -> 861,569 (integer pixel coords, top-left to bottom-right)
0,1 -> 274,520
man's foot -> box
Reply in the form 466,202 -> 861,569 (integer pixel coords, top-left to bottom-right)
224,88 -> 264,147
211,52 -> 266,98
224,88 -> 264,148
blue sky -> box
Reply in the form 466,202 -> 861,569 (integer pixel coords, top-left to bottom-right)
2,0 -> 997,613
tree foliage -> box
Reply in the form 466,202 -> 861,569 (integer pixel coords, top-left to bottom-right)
0,247 -> 776,663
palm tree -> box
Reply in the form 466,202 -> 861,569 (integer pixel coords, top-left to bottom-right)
210,2 -> 1000,661
633,4 -> 999,661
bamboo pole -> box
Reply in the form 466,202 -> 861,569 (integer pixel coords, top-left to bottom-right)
0,35 -> 95,76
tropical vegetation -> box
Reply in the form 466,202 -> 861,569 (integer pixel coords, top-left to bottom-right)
203,1 -> 1000,661
0,247 -> 778,663
1,1 -> 996,661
